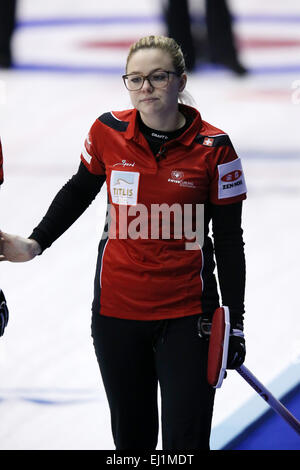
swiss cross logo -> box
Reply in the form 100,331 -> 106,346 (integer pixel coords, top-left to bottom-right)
203,137 -> 214,146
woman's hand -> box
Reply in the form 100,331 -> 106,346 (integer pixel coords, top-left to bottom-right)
0,231 -> 41,262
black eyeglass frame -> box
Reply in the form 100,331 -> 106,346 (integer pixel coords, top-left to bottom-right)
122,70 -> 180,91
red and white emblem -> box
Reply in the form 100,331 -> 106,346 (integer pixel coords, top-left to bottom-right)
171,170 -> 184,181
203,137 -> 214,146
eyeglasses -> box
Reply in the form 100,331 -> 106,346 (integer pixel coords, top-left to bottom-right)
122,70 -> 180,91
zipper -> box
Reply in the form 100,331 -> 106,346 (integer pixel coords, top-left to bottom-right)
156,144 -> 167,162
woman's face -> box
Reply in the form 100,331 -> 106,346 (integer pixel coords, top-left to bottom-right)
126,48 -> 186,120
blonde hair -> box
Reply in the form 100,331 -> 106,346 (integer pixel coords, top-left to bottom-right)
126,35 -> 196,106
126,35 -> 186,75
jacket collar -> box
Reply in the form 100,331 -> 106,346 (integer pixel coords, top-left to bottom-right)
124,104 -> 202,147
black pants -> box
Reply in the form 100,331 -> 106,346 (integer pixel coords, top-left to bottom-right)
0,0 -> 17,67
91,313 -> 215,450
165,0 -> 239,70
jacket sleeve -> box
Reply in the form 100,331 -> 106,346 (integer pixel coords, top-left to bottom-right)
211,200 -> 246,327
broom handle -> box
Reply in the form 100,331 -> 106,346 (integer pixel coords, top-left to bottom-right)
236,365 -> 300,435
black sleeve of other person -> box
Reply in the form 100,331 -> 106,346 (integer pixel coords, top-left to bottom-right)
29,162 -> 106,252
211,201 -> 246,325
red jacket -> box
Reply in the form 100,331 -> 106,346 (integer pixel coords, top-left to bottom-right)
81,105 -> 247,320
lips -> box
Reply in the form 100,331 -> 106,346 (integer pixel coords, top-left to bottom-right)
140,97 -> 159,103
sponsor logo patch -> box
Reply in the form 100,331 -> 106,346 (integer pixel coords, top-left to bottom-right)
218,158 -> 247,199
110,170 -> 140,205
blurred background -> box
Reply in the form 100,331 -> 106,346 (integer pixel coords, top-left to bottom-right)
0,0 -> 299,450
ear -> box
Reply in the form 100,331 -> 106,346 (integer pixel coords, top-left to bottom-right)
178,73 -> 187,93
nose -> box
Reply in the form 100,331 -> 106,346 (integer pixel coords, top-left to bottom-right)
141,77 -> 154,92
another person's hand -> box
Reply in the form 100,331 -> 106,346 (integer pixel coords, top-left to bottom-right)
0,231 -> 41,262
